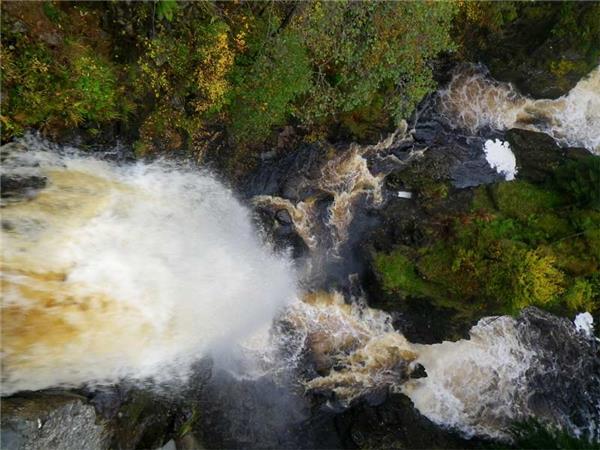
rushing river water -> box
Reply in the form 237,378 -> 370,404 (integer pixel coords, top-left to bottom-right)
2,64 -> 599,445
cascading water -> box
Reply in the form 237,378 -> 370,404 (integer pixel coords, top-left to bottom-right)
1,136 -> 297,395
437,64 -> 600,153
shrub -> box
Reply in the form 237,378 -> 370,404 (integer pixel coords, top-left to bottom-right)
554,157 -> 600,210
293,1 -> 457,125
228,30 -> 311,144
563,278 -> 598,312
510,250 -> 565,310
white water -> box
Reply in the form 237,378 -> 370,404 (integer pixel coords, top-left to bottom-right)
483,139 -> 517,180
438,65 -> 600,153
574,312 -> 595,338
402,316 -> 535,440
1,137 -> 297,394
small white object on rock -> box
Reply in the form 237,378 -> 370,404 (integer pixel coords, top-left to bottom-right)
483,139 -> 518,181
397,191 -> 412,199
574,312 -> 595,338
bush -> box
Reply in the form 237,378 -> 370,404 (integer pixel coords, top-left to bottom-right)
373,177 -> 598,323
228,30 -> 311,144
554,157 -> 600,210
293,1 -> 457,125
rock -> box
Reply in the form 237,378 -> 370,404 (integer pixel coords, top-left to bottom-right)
409,363 -> 427,379
1,392 -> 111,450
275,209 -> 293,225
0,174 -> 47,200
477,3 -> 599,98
155,439 -> 176,450
506,128 -> 592,183
244,143 -> 329,201
515,307 -> 600,436
253,203 -> 310,259
334,394 -> 486,449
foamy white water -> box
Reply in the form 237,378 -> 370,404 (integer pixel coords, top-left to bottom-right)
483,139 -> 517,180
438,65 -> 600,153
575,312 -> 595,338
402,316 -> 535,440
1,137 -> 297,394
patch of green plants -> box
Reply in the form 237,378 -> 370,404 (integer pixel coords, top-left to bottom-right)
374,248 -> 434,299
293,1 -> 457,126
510,419 -> 600,450
373,163 -> 600,323
228,29 -> 311,145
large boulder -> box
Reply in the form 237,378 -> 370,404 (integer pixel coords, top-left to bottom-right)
477,3 -> 599,99
505,129 -> 591,183
1,392 -> 111,450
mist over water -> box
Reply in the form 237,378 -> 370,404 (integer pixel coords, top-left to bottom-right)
1,137 -> 297,395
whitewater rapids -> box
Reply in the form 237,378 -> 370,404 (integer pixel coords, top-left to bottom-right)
437,64 -> 600,153
1,137 -> 297,395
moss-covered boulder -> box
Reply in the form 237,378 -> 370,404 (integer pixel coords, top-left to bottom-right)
474,3 -> 599,99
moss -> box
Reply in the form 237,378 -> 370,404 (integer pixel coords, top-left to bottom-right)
509,249 -> 565,310
471,186 -> 496,212
42,1 -> 65,24
511,419 -> 600,450
178,408 -> 199,438
374,248 -> 432,298
554,156 -> 600,210
493,181 -> 563,221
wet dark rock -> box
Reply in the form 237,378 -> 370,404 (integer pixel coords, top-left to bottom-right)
253,205 -> 310,260
194,369 -> 335,450
334,393 -> 487,449
506,128 -> 592,183
275,209 -> 293,226
516,308 -> 600,438
1,361 -> 213,450
244,143 -> 330,201
409,364 -> 427,380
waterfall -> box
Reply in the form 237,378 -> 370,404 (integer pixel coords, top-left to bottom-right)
2,64 -> 598,446
1,136 -> 297,395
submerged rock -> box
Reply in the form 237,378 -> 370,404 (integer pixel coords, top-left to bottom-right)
334,393 -> 486,450
0,174 -> 47,200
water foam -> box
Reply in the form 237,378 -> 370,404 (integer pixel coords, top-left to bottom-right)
483,139 -> 517,180
1,136 -> 297,394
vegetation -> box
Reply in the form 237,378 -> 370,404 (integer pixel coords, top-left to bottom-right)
510,420 -> 600,450
1,0 -> 457,155
374,158 -> 600,323
2,1 -> 595,160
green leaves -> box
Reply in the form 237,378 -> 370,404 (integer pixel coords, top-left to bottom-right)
228,30 -> 311,144
156,0 -> 177,22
